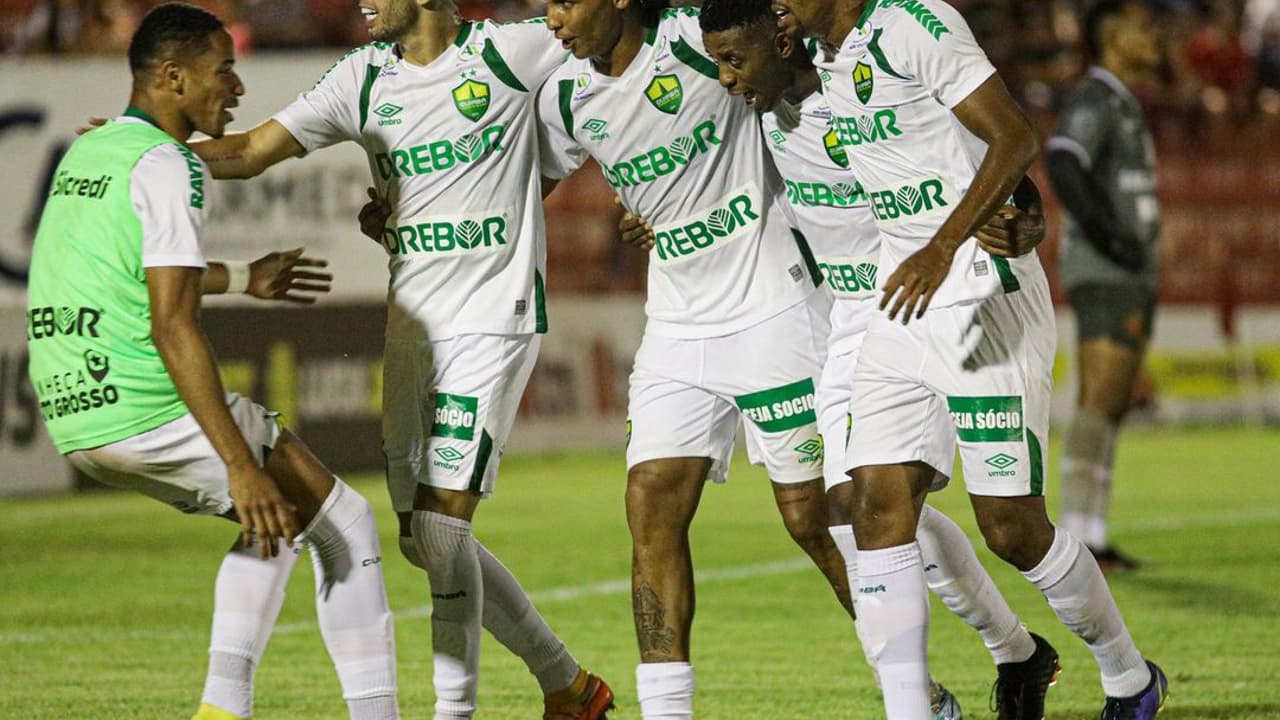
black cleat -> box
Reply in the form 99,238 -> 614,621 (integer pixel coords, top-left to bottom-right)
990,633 -> 1061,720
1090,545 -> 1142,573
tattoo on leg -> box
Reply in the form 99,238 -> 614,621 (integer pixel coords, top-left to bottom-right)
633,583 -> 677,659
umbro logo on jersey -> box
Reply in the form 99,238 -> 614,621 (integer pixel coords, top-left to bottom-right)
853,62 -> 874,103
453,79 -> 490,122
374,102 -> 403,126
583,118 -> 609,141
769,129 -> 787,150
794,437 -> 823,465
645,74 -> 683,115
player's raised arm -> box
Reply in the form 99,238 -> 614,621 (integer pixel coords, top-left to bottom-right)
187,120 -> 306,179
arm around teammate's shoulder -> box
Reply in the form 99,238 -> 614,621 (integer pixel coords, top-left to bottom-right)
188,119 -> 305,180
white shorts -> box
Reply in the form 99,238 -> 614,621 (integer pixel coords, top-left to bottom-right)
626,295 -> 828,485
382,333 -> 539,510
66,392 -> 280,516
846,273 -> 1056,497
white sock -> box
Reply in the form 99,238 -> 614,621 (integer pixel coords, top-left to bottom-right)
828,524 -> 880,679
203,538 -> 298,718
856,543 -> 931,720
476,542 -> 579,694
1022,527 -> 1150,697
413,510 -> 483,720
1060,410 -> 1117,549
636,662 -> 695,719
399,535 -> 576,694
916,506 -> 1036,665
304,480 -> 399,720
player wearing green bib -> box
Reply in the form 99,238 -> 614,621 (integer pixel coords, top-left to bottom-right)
27,6 -> 398,720
170,1 -> 615,718
774,0 -> 1167,717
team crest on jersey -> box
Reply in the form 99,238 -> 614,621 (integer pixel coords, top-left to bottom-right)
645,74 -> 683,115
853,62 -> 874,103
823,128 -> 850,168
452,79 -> 490,122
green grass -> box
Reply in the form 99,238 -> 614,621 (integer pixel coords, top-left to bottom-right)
2,427 -> 1278,719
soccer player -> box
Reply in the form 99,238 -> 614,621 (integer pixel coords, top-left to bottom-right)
539,2 -> 854,716
1048,0 -> 1163,574
173,1 -> 614,718
26,5 -> 398,720
771,0 -> 1168,717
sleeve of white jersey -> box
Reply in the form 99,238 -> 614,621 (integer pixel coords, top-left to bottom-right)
668,8 -> 708,54
272,48 -> 367,152
535,77 -> 588,180
891,1 -> 997,109
132,144 -> 208,269
490,20 -> 568,92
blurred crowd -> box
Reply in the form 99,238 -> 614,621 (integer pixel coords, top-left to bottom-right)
4,0 -> 1280,145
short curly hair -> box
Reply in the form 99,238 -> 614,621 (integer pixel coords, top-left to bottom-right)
699,0 -> 774,34
128,2 -> 225,73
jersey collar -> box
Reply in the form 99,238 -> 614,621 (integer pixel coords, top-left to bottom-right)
1088,66 -> 1140,111
122,106 -> 160,127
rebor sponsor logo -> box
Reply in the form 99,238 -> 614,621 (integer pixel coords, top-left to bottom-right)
819,258 -> 878,296
831,109 -> 901,147
374,125 -> 507,179
651,184 -> 761,264
27,306 -> 102,340
784,178 -> 864,208
600,118 -> 721,188
868,176 -> 958,226
380,212 -> 508,256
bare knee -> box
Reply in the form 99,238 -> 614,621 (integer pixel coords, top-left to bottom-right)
626,459 -> 708,553
972,496 -> 1055,571
847,464 -> 931,549
774,480 -> 832,553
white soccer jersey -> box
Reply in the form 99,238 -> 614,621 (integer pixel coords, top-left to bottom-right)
537,8 -> 821,339
814,0 -> 1045,308
274,20 -> 565,341
762,91 -> 879,355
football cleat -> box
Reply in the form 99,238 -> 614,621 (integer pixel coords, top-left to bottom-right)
990,633 -> 1061,720
191,703 -> 248,720
930,680 -> 964,720
1090,545 -> 1142,573
1100,661 -> 1168,720
543,670 -> 616,720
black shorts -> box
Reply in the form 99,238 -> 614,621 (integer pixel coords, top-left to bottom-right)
1067,283 -> 1157,350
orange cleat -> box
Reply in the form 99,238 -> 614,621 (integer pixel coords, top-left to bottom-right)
543,670 -> 616,720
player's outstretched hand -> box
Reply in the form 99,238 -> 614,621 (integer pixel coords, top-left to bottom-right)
615,196 -> 655,250
227,461 -> 299,559
976,203 -> 1045,258
76,116 -> 109,136
880,242 -> 953,324
359,186 -> 392,243
248,248 -> 332,303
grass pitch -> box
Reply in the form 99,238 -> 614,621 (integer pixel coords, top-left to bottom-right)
2,427 -> 1278,719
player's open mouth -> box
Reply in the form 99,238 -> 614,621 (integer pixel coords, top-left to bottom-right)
744,90 -> 758,108
558,36 -> 575,51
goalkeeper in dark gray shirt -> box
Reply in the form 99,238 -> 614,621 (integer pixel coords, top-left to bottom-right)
1047,0 -> 1162,572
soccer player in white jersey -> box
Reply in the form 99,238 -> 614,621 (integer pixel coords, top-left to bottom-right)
30,6 -> 398,720
174,1 -> 615,718
772,0 -> 1169,718
538,1 -> 850,717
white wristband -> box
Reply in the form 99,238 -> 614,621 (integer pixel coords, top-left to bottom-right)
223,261 -> 251,294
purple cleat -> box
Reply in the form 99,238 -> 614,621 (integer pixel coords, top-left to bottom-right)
1100,661 -> 1168,720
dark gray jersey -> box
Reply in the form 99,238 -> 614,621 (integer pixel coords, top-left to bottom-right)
1049,67 -> 1160,289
